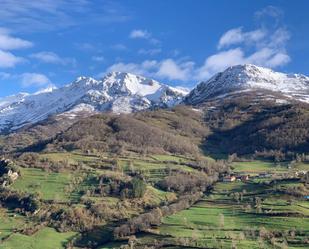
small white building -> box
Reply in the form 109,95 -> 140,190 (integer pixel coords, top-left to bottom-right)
222,175 -> 236,182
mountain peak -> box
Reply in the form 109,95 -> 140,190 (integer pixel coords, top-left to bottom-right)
0,72 -> 186,133
72,76 -> 98,86
34,85 -> 57,95
103,71 -> 156,83
226,63 -> 260,70
185,64 -> 309,105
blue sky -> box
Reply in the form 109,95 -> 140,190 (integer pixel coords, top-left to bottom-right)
0,0 -> 309,97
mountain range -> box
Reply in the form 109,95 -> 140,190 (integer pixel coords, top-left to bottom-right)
1,64 -> 309,134
0,72 -> 187,133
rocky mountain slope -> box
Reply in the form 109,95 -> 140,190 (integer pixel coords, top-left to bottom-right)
0,72 -> 187,133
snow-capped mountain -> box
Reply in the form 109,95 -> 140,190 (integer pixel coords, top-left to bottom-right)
185,64 -> 309,105
0,72 -> 187,133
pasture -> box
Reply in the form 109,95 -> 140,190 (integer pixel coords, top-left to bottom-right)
11,168 -> 76,201
0,227 -> 76,249
231,160 -> 288,173
127,162 -> 309,249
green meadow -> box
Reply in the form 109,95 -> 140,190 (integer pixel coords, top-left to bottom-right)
231,160 -> 288,173
0,209 -> 29,240
1,151 -> 308,249
11,168 -> 74,201
129,161 -> 309,249
0,227 -> 76,249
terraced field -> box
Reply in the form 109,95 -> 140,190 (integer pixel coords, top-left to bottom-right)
117,161 -> 309,249
1,152 -> 308,249
155,181 -> 309,248
11,168 -> 75,201
0,152 -> 198,248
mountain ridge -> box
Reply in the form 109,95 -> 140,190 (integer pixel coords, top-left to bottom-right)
1,64 -> 309,134
0,72 -> 187,133
185,64 -> 309,105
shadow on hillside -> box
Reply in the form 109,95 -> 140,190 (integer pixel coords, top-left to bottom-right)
202,103 -> 309,157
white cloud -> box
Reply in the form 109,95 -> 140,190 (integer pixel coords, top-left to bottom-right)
0,71 -> 54,90
218,27 -> 266,49
0,50 -> 24,68
104,35 -> 290,82
0,28 -> 32,68
31,51 -> 62,63
104,60 -> 158,77
266,53 -> 290,67
141,60 -> 158,70
129,29 -> 160,45
104,59 -> 194,81
268,28 -> 290,48
247,48 -> 290,67
21,73 -> 51,87
0,1 -> 130,32
255,5 -> 283,18
254,5 -> 283,28
196,46 -> 290,80
30,51 -> 76,66
130,29 -> 151,39
0,29 -> 33,50
200,8 -> 290,80
156,59 -> 194,81
104,7 -> 290,83
105,24 -> 290,82
196,49 -> 245,79
218,28 -> 244,49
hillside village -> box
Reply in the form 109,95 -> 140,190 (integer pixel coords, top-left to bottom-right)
222,170 -> 309,183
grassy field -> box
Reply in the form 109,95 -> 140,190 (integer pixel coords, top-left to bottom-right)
117,155 -> 197,183
38,152 -> 101,164
40,152 -> 196,181
0,209 -> 29,241
151,154 -> 191,163
231,160 -> 288,173
11,168 -> 75,201
4,151 -> 309,249
232,160 -> 309,174
143,186 -> 177,205
0,227 -> 76,249
124,160 -> 309,249
12,152 -> 195,204
152,179 -> 309,249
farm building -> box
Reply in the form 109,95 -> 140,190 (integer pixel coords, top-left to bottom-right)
222,175 -> 236,182
236,174 -> 250,182
241,175 -> 249,181
7,169 -> 19,181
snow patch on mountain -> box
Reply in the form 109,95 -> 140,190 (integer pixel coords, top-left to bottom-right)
0,72 -> 188,133
185,64 -> 309,105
